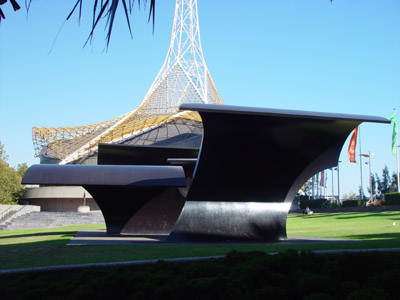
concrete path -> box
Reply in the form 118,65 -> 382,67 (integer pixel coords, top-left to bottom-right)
68,230 -> 168,245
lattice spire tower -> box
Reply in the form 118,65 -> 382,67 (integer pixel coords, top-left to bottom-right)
143,0 -> 222,111
32,0 -> 223,164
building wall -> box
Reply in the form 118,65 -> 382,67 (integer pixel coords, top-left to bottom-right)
22,186 -> 100,212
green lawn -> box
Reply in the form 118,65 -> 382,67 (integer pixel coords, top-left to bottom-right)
287,211 -> 400,241
1,211 -> 400,271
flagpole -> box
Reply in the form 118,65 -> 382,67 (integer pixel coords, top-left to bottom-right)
331,168 -> 334,199
390,108 -> 399,192
312,175 -> 315,200
337,161 -> 341,205
396,143 -> 399,192
395,108 -> 399,192
359,126 -> 364,200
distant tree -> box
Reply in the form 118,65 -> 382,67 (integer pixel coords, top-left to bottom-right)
359,185 -> 365,200
300,178 -> 313,197
16,163 -> 28,178
380,165 -> 391,193
374,166 -> 394,194
343,192 -> 357,201
0,141 -> 27,204
375,172 -> 383,194
367,173 -> 377,198
0,140 -> 8,161
390,172 -> 398,192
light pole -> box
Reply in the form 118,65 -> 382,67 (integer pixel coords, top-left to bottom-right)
396,146 -> 400,193
397,145 -> 400,193
358,127 -> 364,200
361,151 -> 375,199
331,168 -> 334,200
335,161 -> 341,205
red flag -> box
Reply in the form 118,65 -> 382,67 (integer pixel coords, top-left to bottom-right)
347,126 -> 358,163
320,170 -> 325,187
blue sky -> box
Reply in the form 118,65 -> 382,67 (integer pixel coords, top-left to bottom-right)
0,0 -> 399,197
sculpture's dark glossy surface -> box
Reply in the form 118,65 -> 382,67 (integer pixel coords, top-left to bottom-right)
84,185 -> 186,234
22,164 -> 186,187
22,104 -> 389,241
167,104 -> 389,241
95,144 -> 199,233
98,144 -> 199,177
22,164 -> 186,234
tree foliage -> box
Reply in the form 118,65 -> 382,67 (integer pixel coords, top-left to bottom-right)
367,173 -> 377,196
0,141 -> 27,204
392,172 -> 398,191
381,165 -> 391,193
368,165 -> 398,196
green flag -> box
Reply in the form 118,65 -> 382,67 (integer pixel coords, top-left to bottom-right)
389,112 -> 398,156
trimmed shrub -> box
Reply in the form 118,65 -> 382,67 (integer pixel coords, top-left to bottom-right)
322,201 -> 339,209
3,251 -> 400,300
299,197 -> 326,209
385,192 -> 400,205
341,200 -> 361,207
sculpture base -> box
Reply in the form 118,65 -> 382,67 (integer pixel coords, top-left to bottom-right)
168,201 -> 291,242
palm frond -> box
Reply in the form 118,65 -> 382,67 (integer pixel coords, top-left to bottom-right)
121,0 -> 133,38
0,7 -> 5,23
10,0 -> 21,11
148,0 -> 155,31
4,0 -> 155,46
66,0 -> 82,21
83,0 -> 110,47
0,0 -> 21,24
105,0 -> 119,47
69,0 -> 156,49
25,0 -> 31,13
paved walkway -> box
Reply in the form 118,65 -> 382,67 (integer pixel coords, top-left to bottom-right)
68,230 -> 168,245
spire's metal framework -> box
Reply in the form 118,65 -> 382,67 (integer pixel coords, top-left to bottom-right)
33,0 -> 223,164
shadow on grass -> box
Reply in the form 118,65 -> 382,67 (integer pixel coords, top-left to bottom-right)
291,211 -> 400,220
346,232 -> 400,241
0,237 -> 75,249
0,231 -> 77,240
335,212 -> 400,220
0,239 -> 99,271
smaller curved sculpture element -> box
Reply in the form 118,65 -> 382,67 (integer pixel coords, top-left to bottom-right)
96,144 -> 199,234
22,164 -> 186,234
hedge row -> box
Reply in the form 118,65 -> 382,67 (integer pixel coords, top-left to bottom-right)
2,250 -> 400,300
385,192 -> 400,205
299,193 -> 400,209
341,200 -> 363,207
299,197 -> 326,209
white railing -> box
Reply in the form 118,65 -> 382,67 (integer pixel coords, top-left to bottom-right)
0,206 -> 23,224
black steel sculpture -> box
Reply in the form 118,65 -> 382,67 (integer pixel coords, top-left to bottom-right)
167,104 -> 388,241
22,164 -> 187,234
22,104 -> 389,241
